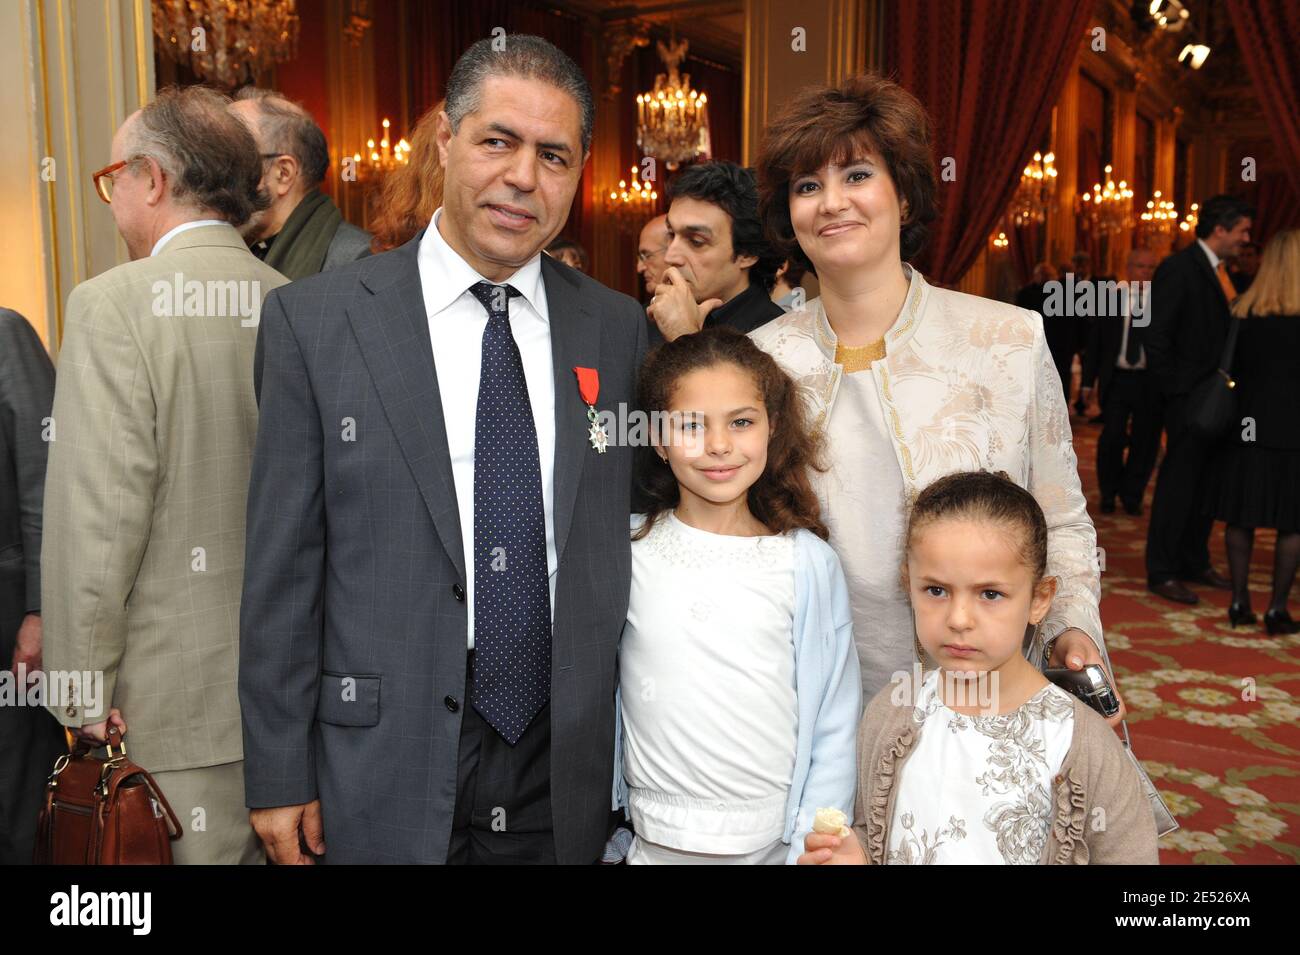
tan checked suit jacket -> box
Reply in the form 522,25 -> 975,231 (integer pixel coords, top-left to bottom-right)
42,223 -> 287,772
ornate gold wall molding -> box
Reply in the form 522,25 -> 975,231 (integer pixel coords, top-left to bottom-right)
1,0 -> 154,353
326,0 -> 377,228
742,0 -> 877,165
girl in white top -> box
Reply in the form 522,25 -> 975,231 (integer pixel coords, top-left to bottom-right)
801,470 -> 1155,865
615,327 -> 861,865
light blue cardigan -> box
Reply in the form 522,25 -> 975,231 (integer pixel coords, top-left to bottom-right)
612,521 -> 863,864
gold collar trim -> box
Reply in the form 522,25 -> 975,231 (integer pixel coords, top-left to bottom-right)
814,263 -> 923,361
835,337 -> 887,372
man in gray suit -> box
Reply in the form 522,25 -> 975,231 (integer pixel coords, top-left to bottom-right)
230,88 -> 372,279
0,309 -> 66,864
240,35 -> 647,863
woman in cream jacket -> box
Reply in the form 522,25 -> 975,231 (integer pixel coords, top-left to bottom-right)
744,72 -> 1118,714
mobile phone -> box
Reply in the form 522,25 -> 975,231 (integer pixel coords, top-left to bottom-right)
1044,664 -> 1121,718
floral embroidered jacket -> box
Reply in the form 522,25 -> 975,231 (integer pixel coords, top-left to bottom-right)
750,266 -> 1106,663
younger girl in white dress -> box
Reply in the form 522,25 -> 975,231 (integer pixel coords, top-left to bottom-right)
800,470 -> 1158,865
613,327 -> 861,865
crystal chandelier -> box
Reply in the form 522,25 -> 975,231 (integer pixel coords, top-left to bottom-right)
1078,165 -> 1134,237
636,37 -> 709,170
603,165 -> 659,234
1178,202 -> 1200,235
1010,151 -> 1057,226
1137,190 -> 1179,244
152,0 -> 300,88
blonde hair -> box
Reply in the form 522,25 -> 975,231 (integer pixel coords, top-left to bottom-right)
1233,229 -> 1300,318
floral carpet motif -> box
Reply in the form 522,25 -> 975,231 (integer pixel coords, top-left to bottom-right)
1073,416 -> 1299,864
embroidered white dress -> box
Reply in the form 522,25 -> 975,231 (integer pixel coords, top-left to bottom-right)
887,670 -> 1075,865
621,511 -> 797,864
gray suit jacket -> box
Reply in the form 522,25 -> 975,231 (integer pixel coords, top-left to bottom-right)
322,220 -> 372,271
239,233 -> 647,863
0,310 -> 54,638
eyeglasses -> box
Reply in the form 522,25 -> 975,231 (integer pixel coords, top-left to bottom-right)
91,156 -> 152,204
91,159 -> 130,204
637,245 -> 668,264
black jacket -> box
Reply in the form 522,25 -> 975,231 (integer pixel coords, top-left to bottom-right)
648,280 -> 783,347
1017,281 -> 1078,366
1231,314 -> 1300,449
1145,242 -> 1233,397
0,310 -> 54,640
1082,308 -> 1147,406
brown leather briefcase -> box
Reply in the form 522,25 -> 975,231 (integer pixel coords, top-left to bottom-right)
34,728 -> 183,864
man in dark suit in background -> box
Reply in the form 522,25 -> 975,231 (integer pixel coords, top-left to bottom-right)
0,308 -> 66,864
1144,195 -> 1254,604
1082,248 -> 1161,516
1016,262 -> 1068,400
1230,241 -> 1260,294
239,35 -> 647,864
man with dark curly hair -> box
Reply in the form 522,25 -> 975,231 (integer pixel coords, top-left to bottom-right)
648,160 -> 784,344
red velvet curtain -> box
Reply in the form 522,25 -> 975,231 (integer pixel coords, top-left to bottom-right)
1227,0 -> 1300,200
1252,169 -> 1300,246
883,0 -> 1096,286
405,0 -> 594,250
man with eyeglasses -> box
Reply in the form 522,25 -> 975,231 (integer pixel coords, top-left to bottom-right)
636,214 -> 670,300
229,88 -> 372,279
44,85 -> 287,864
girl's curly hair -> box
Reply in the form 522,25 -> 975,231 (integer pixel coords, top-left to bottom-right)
633,326 -> 828,541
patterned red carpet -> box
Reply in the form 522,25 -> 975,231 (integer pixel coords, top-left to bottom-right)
1072,415 -> 1300,864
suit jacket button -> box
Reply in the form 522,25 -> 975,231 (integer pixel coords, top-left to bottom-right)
444,696 -> 459,712
452,584 -> 465,602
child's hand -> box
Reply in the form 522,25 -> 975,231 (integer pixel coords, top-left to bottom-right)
798,830 -> 867,865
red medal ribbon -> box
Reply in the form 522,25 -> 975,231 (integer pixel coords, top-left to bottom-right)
573,366 -> 600,406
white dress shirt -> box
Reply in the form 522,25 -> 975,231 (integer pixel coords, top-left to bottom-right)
150,219 -> 227,257
1115,288 -> 1147,370
417,207 -> 557,649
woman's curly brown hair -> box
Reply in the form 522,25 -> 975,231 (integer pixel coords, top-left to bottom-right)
633,327 -> 828,541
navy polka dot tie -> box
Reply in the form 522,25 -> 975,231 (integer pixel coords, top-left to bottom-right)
468,281 -> 552,745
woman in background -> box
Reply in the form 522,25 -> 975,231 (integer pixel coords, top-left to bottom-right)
368,99 -> 445,253
1214,229 -> 1300,635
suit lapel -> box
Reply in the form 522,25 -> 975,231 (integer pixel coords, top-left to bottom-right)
544,255 -> 602,567
347,231 -> 466,582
